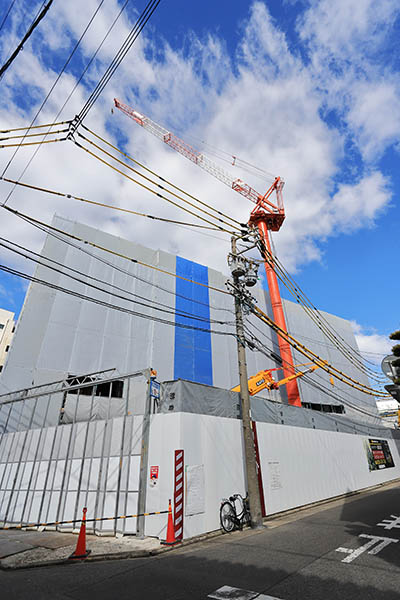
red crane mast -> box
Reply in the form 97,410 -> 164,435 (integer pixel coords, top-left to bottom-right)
114,98 -> 302,407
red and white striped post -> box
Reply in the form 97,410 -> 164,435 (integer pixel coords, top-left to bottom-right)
174,449 -> 184,541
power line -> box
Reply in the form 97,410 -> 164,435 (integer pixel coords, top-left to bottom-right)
0,176 -> 224,231
0,263 -> 237,340
243,322 -> 384,422
256,234 -> 386,382
49,0 -> 130,126
0,0 -> 17,36
267,232 -> 386,375
244,315 -> 387,394
0,127 -> 69,143
0,135 -> 67,150
82,124 -> 243,228
4,203 -> 234,314
1,0 -> 107,205
2,204 -> 232,296
0,236 -> 235,327
0,0 -> 53,79
77,0 -> 162,123
0,121 -> 70,134
72,131 -> 239,234
250,302 -> 389,397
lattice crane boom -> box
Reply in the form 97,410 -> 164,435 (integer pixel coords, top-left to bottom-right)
114,98 -> 285,231
114,97 -> 301,407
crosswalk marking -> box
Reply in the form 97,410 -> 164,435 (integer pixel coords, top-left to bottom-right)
336,534 -> 398,563
207,585 -> 282,600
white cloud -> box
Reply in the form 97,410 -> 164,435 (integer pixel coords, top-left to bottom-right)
351,321 -> 392,365
0,0 -> 397,284
346,81 -> 400,162
298,0 -> 397,59
298,0 -> 400,164
330,172 -> 391,233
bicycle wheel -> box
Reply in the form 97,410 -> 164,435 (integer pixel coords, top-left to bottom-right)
220,501 -> 236,532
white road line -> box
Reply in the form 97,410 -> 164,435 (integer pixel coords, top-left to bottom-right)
377,515 -> 400,530
336,534 -> 398,563
207,585 -> 282,600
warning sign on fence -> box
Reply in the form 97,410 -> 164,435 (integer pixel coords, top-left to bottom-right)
364,439 -> 395,471
150,466 -> 159,485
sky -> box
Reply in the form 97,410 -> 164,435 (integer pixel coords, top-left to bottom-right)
0,0 -> 399,367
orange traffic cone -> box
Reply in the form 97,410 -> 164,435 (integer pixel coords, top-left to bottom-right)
161,499 -> 178,545
69,507 -> 91,559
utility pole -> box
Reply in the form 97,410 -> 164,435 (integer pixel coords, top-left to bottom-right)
231,236 -> 263,529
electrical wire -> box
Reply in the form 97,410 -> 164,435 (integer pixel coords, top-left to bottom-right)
50,0 -> 130,127
0,0 -> 53,79
0,176 -> 224,231
0,136 -> 66,149
246,297 -> 386,397
243,321 -> 386,422
0,128 -> 69,142
82,124 -> 243,229
1,0 -> 107,205
71,134 -> 238,234
0,262 -> 236,339
267,231 -> 386,375
77,0 -> 161,123
244,317 -> 386,400
0,0 -> 17,36
4,226 -> 382,418
256,233 -> 386,382
249,302 -> 390,397
1,204 -> 231,296
3,205 -> 234,314
0,121 -> 70,134
74,129 -> 240,231
5,201 -> 234,316
246,316 -> 387,392
0,0 -> 132,210
276,327 -> 388,373
0,237 -> 235,327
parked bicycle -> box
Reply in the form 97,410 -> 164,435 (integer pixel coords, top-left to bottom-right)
220,493 -> 251,532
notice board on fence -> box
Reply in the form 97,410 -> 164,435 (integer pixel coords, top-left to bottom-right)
185,465 -> 205,516
364,438 -> 395,471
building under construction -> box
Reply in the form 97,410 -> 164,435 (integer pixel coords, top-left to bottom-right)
0,216 -> 380,422
0,217 -> 398,540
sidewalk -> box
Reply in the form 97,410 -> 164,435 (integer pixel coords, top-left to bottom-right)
0,528 -> 161,569
2,479 -> 398,570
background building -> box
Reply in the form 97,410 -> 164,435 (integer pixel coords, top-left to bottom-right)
0,216 -> 379,424
0,308 -> 15,374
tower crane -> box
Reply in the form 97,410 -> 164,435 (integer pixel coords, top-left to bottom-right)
113,98 -> 302,407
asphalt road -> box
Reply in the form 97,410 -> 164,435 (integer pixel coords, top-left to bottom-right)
1,482 -> 400,600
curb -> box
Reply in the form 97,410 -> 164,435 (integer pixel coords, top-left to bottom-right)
0,548 -> 152,571
2,477 -> 399,570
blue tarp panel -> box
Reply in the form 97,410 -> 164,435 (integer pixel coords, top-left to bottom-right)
174,256 -> 213,385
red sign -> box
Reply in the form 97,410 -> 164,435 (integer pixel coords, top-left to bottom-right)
150,466 -> 159,480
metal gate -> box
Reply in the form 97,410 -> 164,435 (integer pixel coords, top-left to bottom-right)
0,368 -> 153,535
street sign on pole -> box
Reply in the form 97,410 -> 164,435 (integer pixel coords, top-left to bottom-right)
381,355 -> 398,381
